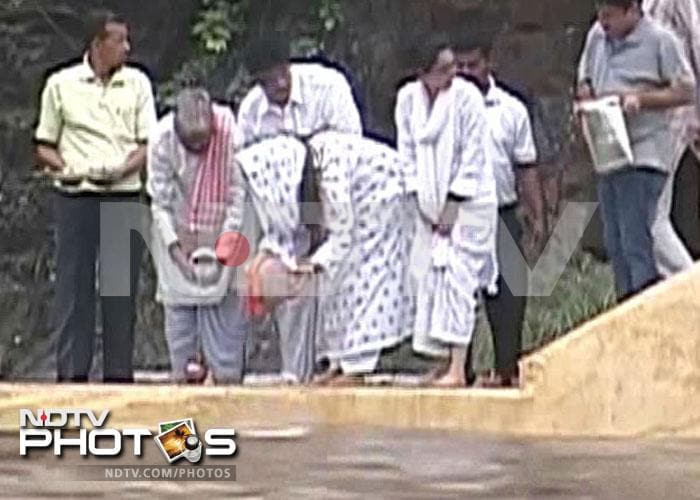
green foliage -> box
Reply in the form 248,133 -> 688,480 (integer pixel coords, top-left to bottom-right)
471,250 -> 615,372
159,0 -> 348,108
294,0 -> 345,54
158,0 -> 250,108
192,0 -> 249,55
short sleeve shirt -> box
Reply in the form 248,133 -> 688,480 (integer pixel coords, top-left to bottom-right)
578,17 -> 694,171
35,56 -> 157,192
483,78 -> 538,206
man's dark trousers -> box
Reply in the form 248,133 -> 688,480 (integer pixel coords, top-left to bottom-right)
484,205 -> 528,380
52,192 -> 144,383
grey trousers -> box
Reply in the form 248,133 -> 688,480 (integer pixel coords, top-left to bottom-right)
274,295 -> 318,384
52,192 -> 143,383
653,145 -> 694,277
164,294 -> 249,384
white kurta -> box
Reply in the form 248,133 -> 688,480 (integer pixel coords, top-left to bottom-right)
395,78 -> 498,358
147,106 -> 245,306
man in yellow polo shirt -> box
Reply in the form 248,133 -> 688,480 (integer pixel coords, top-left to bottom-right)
34,10 -> 157,383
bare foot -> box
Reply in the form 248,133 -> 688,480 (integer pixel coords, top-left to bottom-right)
473,372 -> 520,389
430,373 -> 466,388
417,365 -> 448,386
312,368 -> 342,386
472,371 -> 498,388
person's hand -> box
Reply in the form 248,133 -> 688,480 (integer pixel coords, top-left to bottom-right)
573,83 -> 594,127
169,242 -> 196,281
435,223 -> 453,237
110,163 -> 129,181
43,163 -> 65,173
435,201 -> 459,237
293,262 -> 317,274
287,260 -> 318,295
288,270 -> 312,296
528,215 -> 547,258
621,93 -> 642,114
576,83 -> 593,101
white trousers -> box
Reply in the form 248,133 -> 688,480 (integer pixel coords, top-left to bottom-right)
652,140 -> 694,277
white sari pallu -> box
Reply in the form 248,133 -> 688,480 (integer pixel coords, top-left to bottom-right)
395,78 -> 499,358
308,132 -> 413,370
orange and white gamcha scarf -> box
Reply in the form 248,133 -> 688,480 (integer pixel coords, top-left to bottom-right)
186,107 -> 236,234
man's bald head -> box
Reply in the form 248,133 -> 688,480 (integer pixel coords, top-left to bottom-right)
174,88 -> 213,152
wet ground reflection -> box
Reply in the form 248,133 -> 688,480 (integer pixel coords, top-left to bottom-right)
3,427 -> 699,498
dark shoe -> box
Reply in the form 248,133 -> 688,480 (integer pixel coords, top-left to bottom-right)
103,377 -> 134,384
57,375 -> 88,383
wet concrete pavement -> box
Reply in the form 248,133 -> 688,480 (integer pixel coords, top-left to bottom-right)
2,427 -> 699,499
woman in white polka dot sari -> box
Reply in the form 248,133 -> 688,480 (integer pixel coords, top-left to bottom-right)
236,131 -> 413,385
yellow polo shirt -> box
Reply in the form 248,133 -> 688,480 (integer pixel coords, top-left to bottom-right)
34,56 -> 157,193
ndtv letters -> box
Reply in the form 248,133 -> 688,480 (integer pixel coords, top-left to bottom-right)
19,410 -> 236,458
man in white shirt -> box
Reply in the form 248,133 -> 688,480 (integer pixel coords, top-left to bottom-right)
643,0 -> 700,276
454,34 -> 544,387
237,34 -> 363,384
237,35 -> 362,145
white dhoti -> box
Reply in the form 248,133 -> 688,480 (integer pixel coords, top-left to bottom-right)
411,200 -> 498,358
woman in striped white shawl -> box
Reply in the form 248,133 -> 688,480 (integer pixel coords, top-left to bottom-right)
395,35 -> 498,387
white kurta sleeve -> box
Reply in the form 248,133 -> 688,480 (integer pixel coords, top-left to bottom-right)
512,102 -> 538,166
394,87 -> 418,193
147,120 -> 179,249
578,24 -> 598,85
222,159 -> 247,234
450,90 -> 488,198
684,0 -> 700,119
236,89 -> 260,146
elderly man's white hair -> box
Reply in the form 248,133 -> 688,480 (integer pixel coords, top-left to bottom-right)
174,87 -> 213,146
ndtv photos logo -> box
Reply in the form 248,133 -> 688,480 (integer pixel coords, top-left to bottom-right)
19,409 -> 237,464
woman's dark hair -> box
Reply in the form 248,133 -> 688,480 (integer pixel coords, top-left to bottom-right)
298,138 -> 325,256
400,32 -> 451,74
